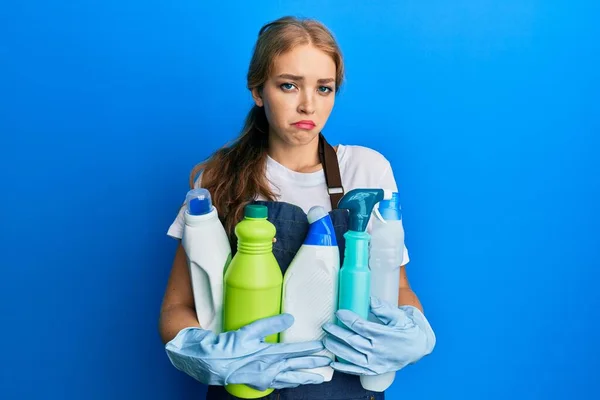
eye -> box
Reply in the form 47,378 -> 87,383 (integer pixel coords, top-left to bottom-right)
280,83 -> 296,91
318,86 -> 333,94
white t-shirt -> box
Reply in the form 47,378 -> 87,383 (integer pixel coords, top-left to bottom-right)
167,144 -> 409,265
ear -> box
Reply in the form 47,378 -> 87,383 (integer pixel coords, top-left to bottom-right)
251,88 -> 263,107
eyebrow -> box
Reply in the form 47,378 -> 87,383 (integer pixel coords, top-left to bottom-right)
277,74 -> 335,84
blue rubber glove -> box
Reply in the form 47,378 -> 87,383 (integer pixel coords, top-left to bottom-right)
322,297 -> 436,375
165,313 -> 331,391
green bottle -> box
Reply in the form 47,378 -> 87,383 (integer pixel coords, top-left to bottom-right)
223,204 -> 283,399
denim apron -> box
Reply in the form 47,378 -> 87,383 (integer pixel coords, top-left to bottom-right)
205,200 -> 385,400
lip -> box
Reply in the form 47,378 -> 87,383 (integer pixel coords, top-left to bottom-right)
292,120 -> 316,130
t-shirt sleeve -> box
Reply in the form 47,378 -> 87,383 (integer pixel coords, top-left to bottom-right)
378,161 -> 399,193
376,161 -> 410,266
166,174 -> 202,240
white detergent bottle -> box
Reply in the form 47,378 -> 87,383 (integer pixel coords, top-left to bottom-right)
181,188 -> 232,334
360,191 -> 405,392
281,205 -> 340,382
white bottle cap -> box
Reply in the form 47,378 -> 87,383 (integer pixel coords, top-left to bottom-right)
307,205 -> 327,224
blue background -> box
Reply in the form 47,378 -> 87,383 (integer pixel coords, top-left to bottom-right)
1,1 -> 599,399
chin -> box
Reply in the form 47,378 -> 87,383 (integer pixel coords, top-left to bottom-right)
287,130 -> 319,145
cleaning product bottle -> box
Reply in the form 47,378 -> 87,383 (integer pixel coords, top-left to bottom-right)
281,205 -> 340,382
181,188 -> 232,334
360,192 -> 405,392
222,204 -> 283,399
336,188 -> 385,364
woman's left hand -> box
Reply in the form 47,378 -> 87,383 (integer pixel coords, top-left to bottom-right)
322,296 -> 436,375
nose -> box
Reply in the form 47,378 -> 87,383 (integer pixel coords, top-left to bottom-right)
297,91 -> 316,115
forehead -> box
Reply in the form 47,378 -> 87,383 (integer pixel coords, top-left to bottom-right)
271,44 -> 336,80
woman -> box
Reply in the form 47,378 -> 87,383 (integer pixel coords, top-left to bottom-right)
159,16 -> 435,400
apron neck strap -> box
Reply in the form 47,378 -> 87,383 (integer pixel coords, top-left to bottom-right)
318,133 -> 344,209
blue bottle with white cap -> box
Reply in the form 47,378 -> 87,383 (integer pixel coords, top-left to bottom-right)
281,205 -> 340,382
360,191 -> 405,392
181,188 -> 232,334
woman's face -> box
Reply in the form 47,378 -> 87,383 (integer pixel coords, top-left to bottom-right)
253,44 -> 337,147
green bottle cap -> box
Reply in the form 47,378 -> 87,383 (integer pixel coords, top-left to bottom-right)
244,204 -> 268,219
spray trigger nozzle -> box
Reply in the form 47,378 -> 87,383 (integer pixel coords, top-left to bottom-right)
373,204 -> 387,224
383,189 -> 393,201
372,189 -> 393,223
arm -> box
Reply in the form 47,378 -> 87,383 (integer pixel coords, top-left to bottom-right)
398,265 -> 423,312
158,242 -> 200,344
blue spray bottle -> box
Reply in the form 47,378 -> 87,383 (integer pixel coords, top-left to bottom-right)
337,188 -> 385,329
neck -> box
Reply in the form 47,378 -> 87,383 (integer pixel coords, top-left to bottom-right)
268,134 -> 321,173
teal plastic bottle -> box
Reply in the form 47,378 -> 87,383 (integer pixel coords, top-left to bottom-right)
337,189 -> 384,360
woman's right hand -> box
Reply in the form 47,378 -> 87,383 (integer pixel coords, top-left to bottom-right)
165,313 -> 331,391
